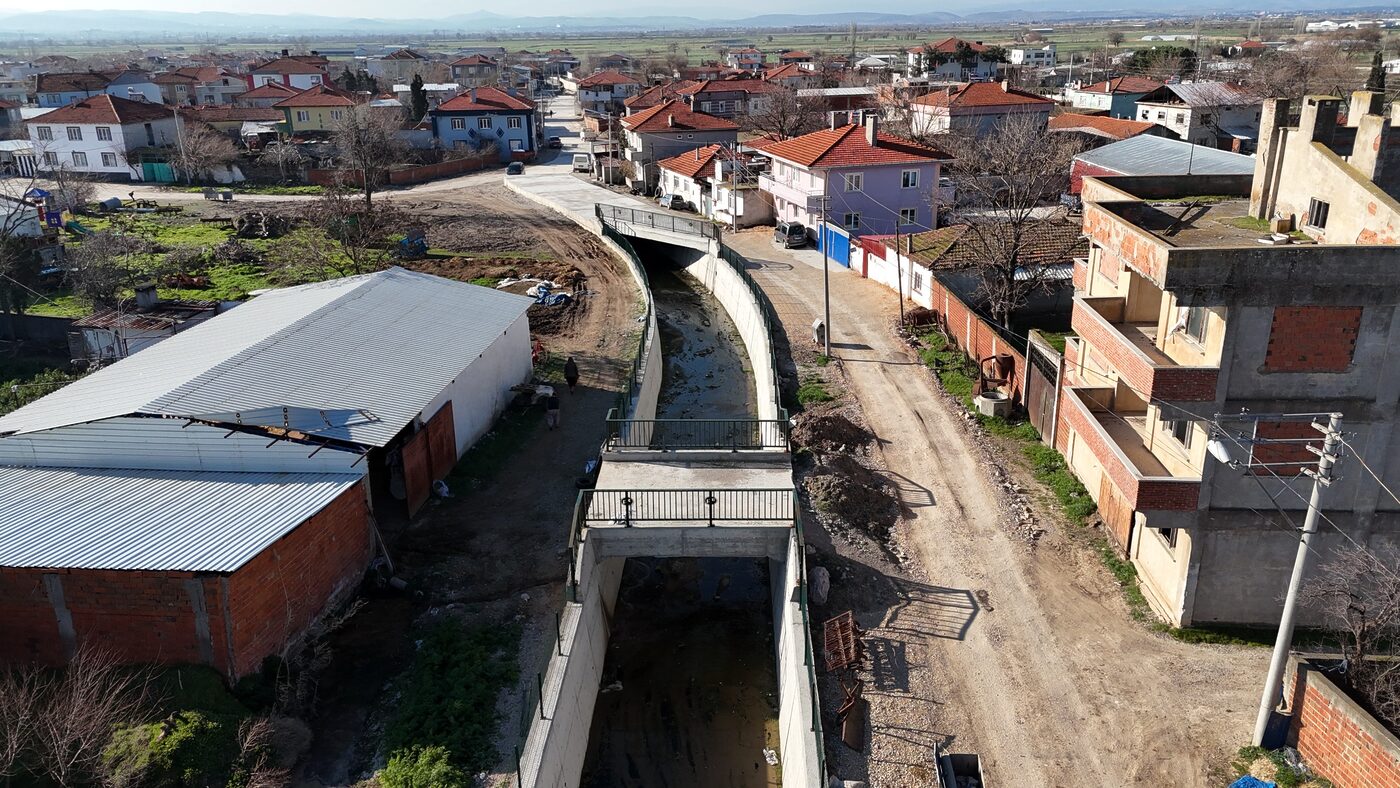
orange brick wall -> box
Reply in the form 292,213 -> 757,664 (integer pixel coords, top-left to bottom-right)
1264,306 -> 1363,373
1289,661 -> 1400,788
225,481 -> 372,677
1069,303 -> 1218,402
928,276 -> 1028,401
0,482 -> 372,680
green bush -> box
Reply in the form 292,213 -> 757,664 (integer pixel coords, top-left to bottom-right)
380,746 -> 470,788
384,622 -> 521,774
103,711 -> 239,788
1,367 -> 82,417
796,380 -> 834,405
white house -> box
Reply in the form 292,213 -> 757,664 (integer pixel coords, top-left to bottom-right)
1008,43 -> 1056,67
619,100 -> 739,191
1134,82 -> 1262,150
27,95 -> 180,182
905,38 -> 1001,81
249,55 -> 330,91
574,69 -> 641,114
908,81 -> 1054,137
655,144 -> 772,228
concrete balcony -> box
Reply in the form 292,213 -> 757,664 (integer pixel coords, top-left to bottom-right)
1060,386 -> 1201,512
757,174 -> 821,214
1070,295 -> 1219,402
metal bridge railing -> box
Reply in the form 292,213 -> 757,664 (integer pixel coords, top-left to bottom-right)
596,203 -> 721,240
597,223 -> 653,419
577,487 -> 795,527
604,409 -> 789,451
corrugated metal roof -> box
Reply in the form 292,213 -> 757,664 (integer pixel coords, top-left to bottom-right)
1075,135 -> 1255,177
0,466 -> 361,572
0,267 -> 534,446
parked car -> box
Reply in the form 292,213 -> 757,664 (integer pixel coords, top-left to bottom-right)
775,221 -> 807,248
506,162 -> 524,175
572,153 -> 591,173
659,194 -> 689,211
547,136 -> 563,149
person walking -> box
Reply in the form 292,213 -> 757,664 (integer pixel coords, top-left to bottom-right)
545,392 -> 561,430
563,357 -> 580,393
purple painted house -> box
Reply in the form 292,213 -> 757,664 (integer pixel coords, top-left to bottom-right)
755,117 -> 952,239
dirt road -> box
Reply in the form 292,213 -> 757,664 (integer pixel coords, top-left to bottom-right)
724,229 -> 1266,788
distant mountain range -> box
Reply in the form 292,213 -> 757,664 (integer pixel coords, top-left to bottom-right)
0,4 -> 1398,41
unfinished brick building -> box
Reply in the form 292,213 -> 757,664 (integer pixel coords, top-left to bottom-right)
1056,91 -> 1400,627
0,268 -> 533,678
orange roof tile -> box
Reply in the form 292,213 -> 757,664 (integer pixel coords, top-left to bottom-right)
434,86 -> 533,112
912,82 -> 1054,109
451,54 -> 497,67
36,94 -> 173,125
907,37 -> 987,55
619,100 -> 739,133
760,124 -> 949,168
658,144 -> 725,180
272,84 -> 358,108
1048,113 -> 1157,140
253,57 -> 328,75
1077,76 -> 1163,95
237,82 -> 301,100
576,69 -> 640,88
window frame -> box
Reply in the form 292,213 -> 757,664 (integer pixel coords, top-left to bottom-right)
1308,197 -> 1330,229
1183,305 -> 1208,344
450,117 -> 466,130
71,151 -> 87,167
66,126 -> 82,141
477,116 -> 492,129
43,151 -> 58,166
900,169 -> 919,189
100,152 -> 117,167
1167,418 -> 1193,449
507,116 -> 523,129
899,207 -> 918,227
843,172 -> 863,192
95,126 -> 112,141
295,110 -> 309,122
35,126 -> 52,141
842,211 -> 861,231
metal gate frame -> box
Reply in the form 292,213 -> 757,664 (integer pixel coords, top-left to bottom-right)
1024,331 -> 1064,447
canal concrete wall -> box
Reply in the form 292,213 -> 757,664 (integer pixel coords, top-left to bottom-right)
773,528 -> 823,788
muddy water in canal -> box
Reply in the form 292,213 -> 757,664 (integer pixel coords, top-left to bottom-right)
580,557 -> 780,788
647,261 -> 756,421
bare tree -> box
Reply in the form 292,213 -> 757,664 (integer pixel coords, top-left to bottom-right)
742,89 -> 827,138
68,230 -> 154,308
1301,545 -> 1400,730
0,662 -> 42,780
171,121 -> 239,184
941,113 -> 1087,328
331,104 -> 407,210
31,645 -> 154,787
277,190 -> 404,280
1247,43 -> 1362,98
260,139 -> 306,183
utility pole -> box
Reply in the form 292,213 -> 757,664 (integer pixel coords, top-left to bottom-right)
1235,412 -> 1345,746
819,186 -> 831,358
894,222 -> 904,330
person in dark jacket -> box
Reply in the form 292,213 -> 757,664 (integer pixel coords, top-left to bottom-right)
563,357 -> 580,393
545,393 -> 561,429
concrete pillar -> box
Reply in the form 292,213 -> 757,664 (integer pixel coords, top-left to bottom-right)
1350,113 -> 1389,183
42,574 -> 77,660
1297,95 -> 1341,146
1250,98 -> 1290,220
1348,90 -> 1384,127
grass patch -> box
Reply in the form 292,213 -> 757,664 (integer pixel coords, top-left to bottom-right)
1,367 -> 83,416
1022,443 -> 1097,522
1223,216 -> 1309,240
917,330 -> 977,406
796,379 -> 834,406
175,184 -> 325,196
1232,745 -> 1334,788
468,276 -> 501,288
384,621 -> 521,775
446,403 -> 543,489
814,354 -> 830,367
1037,331 -> 1069,354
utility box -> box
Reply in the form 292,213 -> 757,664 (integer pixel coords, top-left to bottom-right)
974,390 -> 1012,419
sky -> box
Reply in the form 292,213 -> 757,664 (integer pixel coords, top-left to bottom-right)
0,0 -> 767,15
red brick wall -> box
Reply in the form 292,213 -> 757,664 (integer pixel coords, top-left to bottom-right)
1289,660 -> 1400,788
928,277 -> 1028,401
1070,302 -> 1218,401
0,482 -> 372,680
225,482 -> 372,677
1264,306 -> 1363,373
1250,420 -> 1319,477
307,154 -> 496,187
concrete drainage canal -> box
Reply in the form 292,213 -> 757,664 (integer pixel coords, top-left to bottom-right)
516,220 -> 822,788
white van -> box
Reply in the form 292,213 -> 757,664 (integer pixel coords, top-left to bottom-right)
572,153 -> 591,173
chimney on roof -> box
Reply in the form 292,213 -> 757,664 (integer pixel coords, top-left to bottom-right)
134,282 -> 158,310
864,113 -> 879,146
1001,79 -> 1010,93
281,49 -> 289,57
471,87 -> 477,103
668,113 -> 675,127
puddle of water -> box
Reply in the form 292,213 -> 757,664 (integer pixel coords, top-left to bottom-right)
648,263 -> 756,422
581,557 -> 781,788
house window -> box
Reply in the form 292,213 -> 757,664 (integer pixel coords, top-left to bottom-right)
912,270 -> 925,292
35,126 -> 52,141
901,169 -> 919,189
477,117 -> 492,129
1156,110 -> 1166,120
701,101 -> 712,112
1174,112 -> 1186,125
43,152 -> 57,166
296,110 -> 309,122
1156,527 -> 1178,549
508,116 -> 522,129
1183,305 -> 1208,343
843,172 -> 863,192
842,212 -> 861,231
96,126 -> 112,141
1308,198 -> 1330,229
899,208 -> 917,227
71,151 -> 87,167
330,110 -> 343,120
101,152 -> 117,167
451,117 -> 465,130
309,75 -> 321,84
1167,419 -> 1193,449
66,126 -> 81,141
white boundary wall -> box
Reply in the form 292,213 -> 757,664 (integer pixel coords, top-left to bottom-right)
772,528 -> 823,787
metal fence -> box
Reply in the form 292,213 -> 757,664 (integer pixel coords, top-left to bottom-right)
604,410 -> 789,450
792,496 -> 828,780
596,203 -> 721,240
598,224 -> 654,419
717,243 -> 787,420
577,487 -> 795,527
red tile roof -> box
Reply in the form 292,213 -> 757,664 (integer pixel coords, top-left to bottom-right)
178,105 -> 284,123
272,84 -> 358,108
153,71 -> 200,85
0,99 -> 18,110
624,81 -> 699,110
35,94 -> 173,125
893,221 -> 1087,270
576,69 -> 640,88
1077,76 -> 1163,95
382,48 -> 427,61
434,86 -> 533,112
619,99 -> 739,132
1236,39 -> 1267,49
779,50 -> 812,60
763,64 -> 810,81
682,78 -> 789,97
657,143 -> 750,180
761,124 -> 949,168
252,57 -> 328,75
907,37 -> 987,55
1048,113 -> 1157,140
36,72 -> 110,94
236,82 -> 301,100
913,82 -> 1053,110
450,54 -> 497,67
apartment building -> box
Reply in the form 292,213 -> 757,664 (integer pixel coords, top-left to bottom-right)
1057,91 -> 1400,627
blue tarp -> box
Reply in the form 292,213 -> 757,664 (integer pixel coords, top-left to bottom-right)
1229,776 -> 1274,788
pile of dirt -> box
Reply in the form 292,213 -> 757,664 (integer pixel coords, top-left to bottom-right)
804,453 -> 901,541
790,403 -> 874,455
407,256 -> 584,289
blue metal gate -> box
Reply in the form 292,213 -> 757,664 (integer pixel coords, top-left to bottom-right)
818,223 -> 851,267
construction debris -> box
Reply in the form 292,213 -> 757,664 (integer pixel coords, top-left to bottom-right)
232,211 -> 294,239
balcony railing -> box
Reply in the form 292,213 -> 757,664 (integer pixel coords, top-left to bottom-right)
1061,386 -> 1201,511
1071,295 -> 1219,402
757,174 -> 822,213
577,487 -> 796,527
596,203 -> 719,240
605,410 -> 789,450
